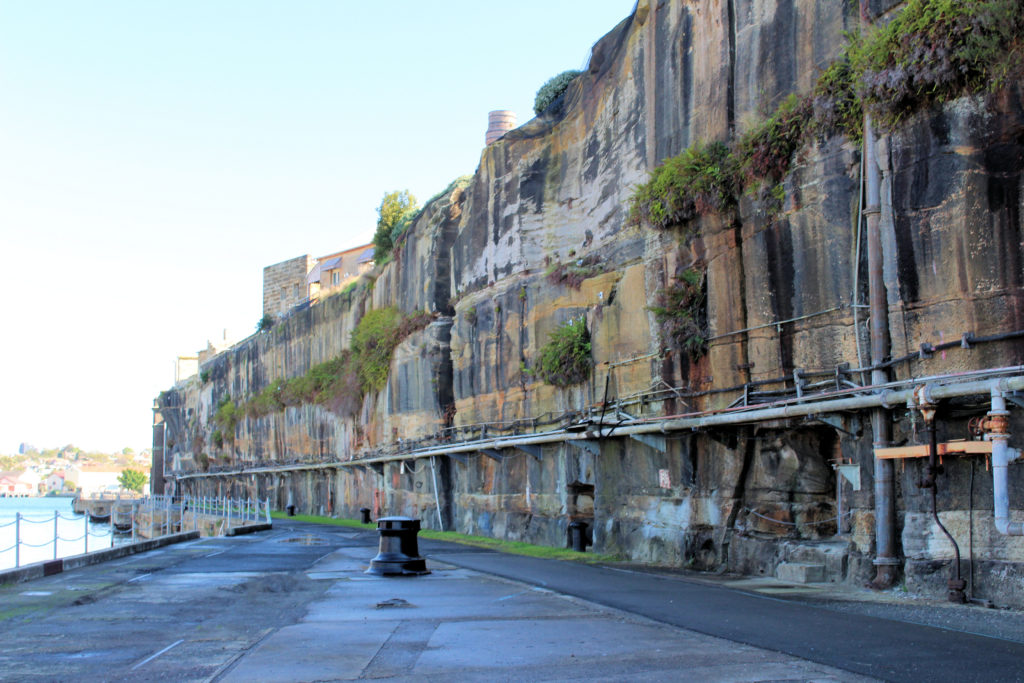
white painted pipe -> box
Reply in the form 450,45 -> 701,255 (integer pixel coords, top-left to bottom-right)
989,386 -> 1023,536
430,456 -> 444,531
992,439 -> 1022,536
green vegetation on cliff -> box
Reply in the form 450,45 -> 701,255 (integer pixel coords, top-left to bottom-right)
372,190 -> 419,265
627,141 -> 736,231
232,307 -> 435,424
537,317 -> 592,387
648,267 -> 707,359
843,0 -> 1024,133
534,70 -> 582,116
629,0 -> 1023,231
213,396 -> 240,440
545,254 -> 609,290
351,307 -> 404,392
256,313 -> 275,332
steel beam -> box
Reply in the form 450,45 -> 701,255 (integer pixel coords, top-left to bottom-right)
481,449 -> 506,462
629,434 -> 666,453
514,444 -> 543,461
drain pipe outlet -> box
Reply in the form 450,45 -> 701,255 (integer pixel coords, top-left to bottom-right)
988,385 -> 1023,536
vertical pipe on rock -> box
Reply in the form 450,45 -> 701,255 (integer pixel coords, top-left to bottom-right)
859,0 -> 898,589
865,119 -> 898,587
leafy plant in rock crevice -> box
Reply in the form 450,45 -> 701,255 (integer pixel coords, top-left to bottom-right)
536,317 -> 592,387
545,254 -> 607,290
627,141 -> 737,232
737,94 -> 814,187
648,267 -> 708,360
212,396 -> 240,440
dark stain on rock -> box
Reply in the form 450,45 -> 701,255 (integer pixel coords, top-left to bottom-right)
765,220 -> 795,370
893,116 -> 964,212
519,154 -> 549,215
492,179 -> 504,244
759,0 -> 797,108
929,108 -> 950,147
893,213 -> 921,303
655,6 -> 692,160
984,141 -> 1023,292
583,133 -> 601,183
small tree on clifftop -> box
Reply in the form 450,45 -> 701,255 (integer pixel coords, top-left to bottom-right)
373,189 -> 418,264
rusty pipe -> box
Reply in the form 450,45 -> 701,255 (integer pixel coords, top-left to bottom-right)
915,388 -> 966,598
914,387 -> 965,601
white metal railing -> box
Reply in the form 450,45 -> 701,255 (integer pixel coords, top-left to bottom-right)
0,510 -> 116,569
0,496 -> 271,570
140,495 -> 271,537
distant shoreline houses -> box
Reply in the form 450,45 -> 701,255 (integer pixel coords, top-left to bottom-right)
0,463 -> 149,498
0,471 -> 36,497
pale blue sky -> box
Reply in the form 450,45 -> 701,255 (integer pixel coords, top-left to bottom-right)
0,1 -> 635,454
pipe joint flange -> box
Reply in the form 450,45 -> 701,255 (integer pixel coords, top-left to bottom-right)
982,414 -> 1011,439
879,390 -> 898,410
914,385 -> 938,423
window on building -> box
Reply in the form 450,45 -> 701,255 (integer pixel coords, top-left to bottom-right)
331,271 -> 340,286
292,284 -> 300,298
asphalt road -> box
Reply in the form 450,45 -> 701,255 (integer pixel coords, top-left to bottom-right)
425,544 -> 1024,683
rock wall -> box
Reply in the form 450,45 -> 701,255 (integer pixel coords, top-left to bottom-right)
157,0 -> 1024,607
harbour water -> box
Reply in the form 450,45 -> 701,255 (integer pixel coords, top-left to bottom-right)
0,497 -> 131,571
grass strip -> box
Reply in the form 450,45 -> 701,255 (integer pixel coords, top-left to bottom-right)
269,510 -> 374,529
270,511 -> 618,563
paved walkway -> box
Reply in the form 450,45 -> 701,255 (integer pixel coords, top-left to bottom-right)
1,520 -> 1021,681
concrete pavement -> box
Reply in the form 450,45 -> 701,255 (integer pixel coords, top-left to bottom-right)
0,519 -> 1021,681
427,548 -> 1024,682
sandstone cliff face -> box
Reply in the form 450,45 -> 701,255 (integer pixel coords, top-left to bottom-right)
158,0 -> 1024,607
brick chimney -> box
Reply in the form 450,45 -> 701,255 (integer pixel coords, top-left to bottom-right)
485,110 -> 517,145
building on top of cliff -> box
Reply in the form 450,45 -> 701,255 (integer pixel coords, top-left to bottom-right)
306,243 -> 374,300
262,244 -> 374,320
262,254 -> 317,319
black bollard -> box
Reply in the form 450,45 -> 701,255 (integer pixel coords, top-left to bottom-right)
360,507 -> 372,524
366,516 -> 430,576
286,504 -> 296,517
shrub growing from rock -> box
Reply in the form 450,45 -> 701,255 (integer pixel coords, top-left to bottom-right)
534,70 -> 582,116
537,317 -> 591,387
